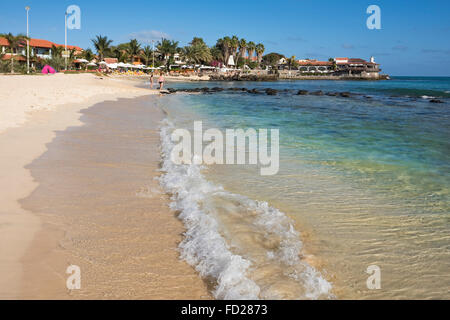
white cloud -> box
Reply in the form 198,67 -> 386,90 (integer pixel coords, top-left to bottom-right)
128,30 -> 171,44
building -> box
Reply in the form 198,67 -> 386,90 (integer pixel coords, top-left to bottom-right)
1,37 -> 83,62
294,57 -> 380,76
297,59 -> 334,73
334,57 -> 380,75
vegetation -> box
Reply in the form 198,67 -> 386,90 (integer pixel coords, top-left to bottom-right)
0,33 -> 29,73
127,39 -> 141,63
0,31 -> 275,73
181,37 -> 212,65
92,35 -> 113,61
262,52 -> 284,68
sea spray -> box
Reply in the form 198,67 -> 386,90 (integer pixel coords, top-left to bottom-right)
159,119 -> 333,299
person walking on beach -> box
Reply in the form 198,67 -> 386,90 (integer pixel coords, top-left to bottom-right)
150,73 -> 154,89
158,73 -> 165,91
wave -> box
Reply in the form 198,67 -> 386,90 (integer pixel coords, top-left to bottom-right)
372,87 -> 450,99
159,119 -> 333,300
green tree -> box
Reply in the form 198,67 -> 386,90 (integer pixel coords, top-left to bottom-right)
157,38 -> 179,69
182,37 -> 212,66
127,39 -> 141,63
230,35 -> 239,61
92,35 -> 113,62
140,45 -> 153,66
262,52 -> 283,69
238,38 -> 247,59
247,41 -> 256,62
82,48 -> 95,62
255,43 -> 265,66
215,37 -> 231,65
0,33 -> 29,73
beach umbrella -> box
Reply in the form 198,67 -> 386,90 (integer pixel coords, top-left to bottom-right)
227,55 -> 235,66
77,58 -> 89,63
99,61 -> 107,65
107,63 -> 118,69
87,62 -> 97,66
117,62 -> 126,67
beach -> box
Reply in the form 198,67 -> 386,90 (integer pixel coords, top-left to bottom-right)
0,74 -> 210,299
1,73 -> 448,300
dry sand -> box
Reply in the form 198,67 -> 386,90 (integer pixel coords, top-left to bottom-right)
0,73 -> 210,299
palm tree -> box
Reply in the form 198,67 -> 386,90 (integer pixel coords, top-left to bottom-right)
127,39 -> 141,64
140,45 -> 153,66
82,48 -> 95,62
238,38 -> 247,59
256,43 -> 265,65
230,35 -> 239,61
157,38 -> 179,69
0,33 -> 29,73
182,38 -> 212,65
247,41 -> 256,62
215,37 -> 230,65
92,35 -> 113,62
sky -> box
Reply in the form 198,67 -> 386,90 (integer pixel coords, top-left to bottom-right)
1,0 -> 449,76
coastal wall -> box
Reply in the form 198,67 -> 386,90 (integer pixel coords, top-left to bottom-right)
278,70 -> 383,80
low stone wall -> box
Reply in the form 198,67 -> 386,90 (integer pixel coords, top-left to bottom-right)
278,70 -> 383,80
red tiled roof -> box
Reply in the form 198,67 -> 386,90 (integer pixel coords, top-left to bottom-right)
104,58 -> 118,64
0,37 -> 82,51
29,38 -> 55,48
297,60 -> 332,66
1,54 -> 26,61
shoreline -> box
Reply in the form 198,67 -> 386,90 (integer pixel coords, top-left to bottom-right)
0,74 -> 210,299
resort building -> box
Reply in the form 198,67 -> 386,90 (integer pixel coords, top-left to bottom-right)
1,37 -> 83,61
297,59 -> 334,73
292,57 -> 380,76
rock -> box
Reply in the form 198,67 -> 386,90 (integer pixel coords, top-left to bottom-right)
429,99 -> 443,103
247,88 -> 260,94
326,92 -> 338,96
167,88 -> 177,93
311,90 -> 324,96
339,92 -> 351,98
210,87 -> 224,92
297,90 -> 309,95
265,88 -> 278,96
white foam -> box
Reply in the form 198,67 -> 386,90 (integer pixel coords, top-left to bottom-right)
159,118 -> 333,299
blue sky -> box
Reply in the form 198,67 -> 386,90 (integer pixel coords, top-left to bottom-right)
1,0 -> 449,76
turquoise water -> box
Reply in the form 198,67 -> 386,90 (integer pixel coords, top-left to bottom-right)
160,77 -> 450,299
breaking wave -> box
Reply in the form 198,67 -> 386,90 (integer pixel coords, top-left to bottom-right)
159,119 -> 333,300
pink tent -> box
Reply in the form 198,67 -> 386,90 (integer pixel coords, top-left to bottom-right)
42,65 -> 56,74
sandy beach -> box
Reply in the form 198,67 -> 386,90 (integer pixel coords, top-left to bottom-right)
0,73 -> 210,299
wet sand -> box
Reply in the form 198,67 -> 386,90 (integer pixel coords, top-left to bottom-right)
13,96 -> 210,299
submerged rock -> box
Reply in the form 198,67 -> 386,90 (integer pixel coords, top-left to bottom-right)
247,88 -> 260,94
265,88 -> 278,96
311,90 -> 324,96
429,99 -> 443,103
339,92 -> 351,98
297,90 -> 309,95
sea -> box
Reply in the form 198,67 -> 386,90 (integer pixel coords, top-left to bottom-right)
156,76 -> 450,299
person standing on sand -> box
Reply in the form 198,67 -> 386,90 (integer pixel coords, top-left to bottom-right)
158,73 -> 165,91
150,73 -> 154,89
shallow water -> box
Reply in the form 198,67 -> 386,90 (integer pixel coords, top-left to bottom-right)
160,77 -> 450,299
